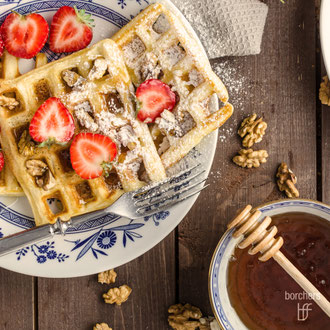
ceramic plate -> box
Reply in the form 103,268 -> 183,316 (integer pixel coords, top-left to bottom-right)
0,0 -> 218,277
208,199 -> 330,330
320,0 -> 330,75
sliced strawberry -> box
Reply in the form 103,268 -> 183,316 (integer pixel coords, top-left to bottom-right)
70,133 -> 117,179
29,97 -> 74,144
49,6 -> 94,53
135,79 -> 176,123
1,12 -> 48,59
0,152 -> 4,172
0,34 -> 4,58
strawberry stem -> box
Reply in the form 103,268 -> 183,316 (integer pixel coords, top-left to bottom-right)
73,6 -> 95,28
101,161 -> 114,177
38,137 -> 68,149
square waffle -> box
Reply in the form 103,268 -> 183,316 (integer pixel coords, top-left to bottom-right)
0,39 -> 167,226
112,3 -> 233,169
0,51 -> 48,196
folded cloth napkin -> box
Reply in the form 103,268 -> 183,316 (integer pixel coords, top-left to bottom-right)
172,0 -> 268,59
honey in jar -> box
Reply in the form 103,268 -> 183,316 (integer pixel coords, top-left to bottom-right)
227,212 -> 330,329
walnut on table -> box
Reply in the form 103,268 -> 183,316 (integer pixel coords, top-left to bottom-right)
93,323 -> 112,330
103,284 -> 132,305
233,149 -> 268,168
319,76 -> 330,106
168,303 -> 210,330
98,269 -> 117,284
276,162 -> 299,198
238,113 -> 267,148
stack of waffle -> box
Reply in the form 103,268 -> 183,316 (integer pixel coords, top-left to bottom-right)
0,3 -> 233,226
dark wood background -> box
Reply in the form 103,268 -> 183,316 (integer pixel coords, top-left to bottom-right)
0,0 -> 327,329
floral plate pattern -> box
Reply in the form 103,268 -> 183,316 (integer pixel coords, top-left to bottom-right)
0,0 -> 217,277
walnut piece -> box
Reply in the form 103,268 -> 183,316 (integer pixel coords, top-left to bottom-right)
18,130 -> 35,156
0,95 -> 19,110
62,69 -> 85,88
98,269 -> 117,284
276,162 -> 299,198
26,159 -> 48,176
168,303 -> 210,330
36,169 -> 56,191
238,113 -> 267,148
88,58 -> 108,80
26,159 -> 56,191
233,149 -> 268,168
103,285 -> 132,305
93,323 -> 112,330
319,76 -> 330,106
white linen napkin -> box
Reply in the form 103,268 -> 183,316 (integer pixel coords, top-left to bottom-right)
172,0 -> 268,59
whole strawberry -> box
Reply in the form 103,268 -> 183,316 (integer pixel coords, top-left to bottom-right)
1,12 -> 49,59
49,6 -> 94,53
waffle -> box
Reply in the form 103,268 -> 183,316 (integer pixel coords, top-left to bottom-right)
112,3 -> 233,169
0,39 -> 166,226
0,51 -> 48,196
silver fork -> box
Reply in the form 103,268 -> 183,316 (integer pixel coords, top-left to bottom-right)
0,164 -> 208,257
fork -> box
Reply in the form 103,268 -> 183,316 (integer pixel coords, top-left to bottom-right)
0,164 -> 208,257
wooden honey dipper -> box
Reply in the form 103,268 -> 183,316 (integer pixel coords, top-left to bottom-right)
228,205 -> 330,318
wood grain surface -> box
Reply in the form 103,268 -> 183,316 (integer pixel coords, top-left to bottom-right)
0,1 -> 326,329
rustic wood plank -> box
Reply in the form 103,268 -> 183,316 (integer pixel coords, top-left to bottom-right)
0,268 -> 34,329
37,234 -> 175,330
178,0 -> 317,315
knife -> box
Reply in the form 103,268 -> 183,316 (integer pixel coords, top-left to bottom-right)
0,209 -> 108,257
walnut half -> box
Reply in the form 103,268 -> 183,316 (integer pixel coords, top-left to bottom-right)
93,323 -> 112,330
276,162 -> 299,198
98,269 -> 117,284
238,113 -> 267,148
168,304 -> 210,330
0,95 -> 19,110
233,149 -> 268,168
102,285 -> 132,305
25,159 -> 56,191
319,76 -> 330,106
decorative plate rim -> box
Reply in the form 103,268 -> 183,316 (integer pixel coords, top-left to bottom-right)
0,0 -> 220,278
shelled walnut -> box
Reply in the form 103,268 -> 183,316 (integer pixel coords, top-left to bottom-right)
238,113 -> 267,148
25,159 -> 55,191
0,94 -> 19,110
98,269 -> 117,284
93,323 -> 112,330
276,162 -> 299,198
18,130 -> 35,156
233,149 -> 268,168
103,285 -> 132,305
168,304 -> 209,330
319,76 -> 330,106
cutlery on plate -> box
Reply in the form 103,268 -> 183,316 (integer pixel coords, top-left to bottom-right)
0,164 -> 207,257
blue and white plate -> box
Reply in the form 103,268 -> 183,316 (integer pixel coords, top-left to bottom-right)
0,0 -> 218,277
208,199 -> 330,330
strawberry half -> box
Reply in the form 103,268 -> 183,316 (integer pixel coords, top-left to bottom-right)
0,152 -> 4,172
70,133 -> 117,179
135,79 -> 176,123
0,34 -> 4,58
1,12 -> 48,59
49,6 -> 94,53
29,97 -> 75,145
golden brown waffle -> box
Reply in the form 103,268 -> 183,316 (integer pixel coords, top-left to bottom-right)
112,3 -> 233,169
0,39 -> 166,226
0,51 -> 48,196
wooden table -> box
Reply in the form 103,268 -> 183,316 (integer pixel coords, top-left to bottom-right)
0,0 -> 327,329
